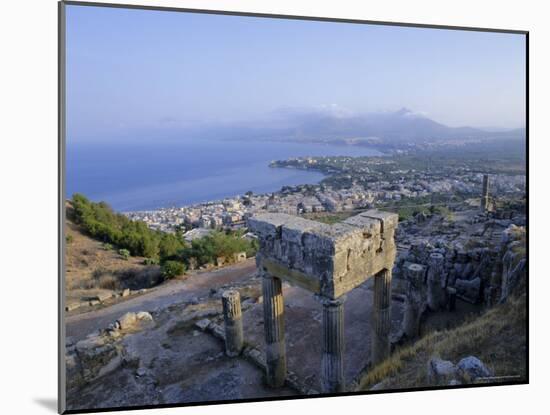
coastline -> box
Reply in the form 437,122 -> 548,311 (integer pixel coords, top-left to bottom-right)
67,139 -> 381,212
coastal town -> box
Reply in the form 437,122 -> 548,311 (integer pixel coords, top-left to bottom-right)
125,151 -> 526,237
66,147 -> 528,409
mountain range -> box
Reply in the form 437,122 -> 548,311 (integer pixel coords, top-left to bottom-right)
257,107 -> 525,143
186,107 -> 525,145
147,107 -> 526,146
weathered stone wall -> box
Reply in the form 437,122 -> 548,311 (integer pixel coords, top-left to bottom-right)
393,239 -> 499,306
396,223 -> 526,339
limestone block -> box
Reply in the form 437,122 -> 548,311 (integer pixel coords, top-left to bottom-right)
427,357 -> 458,384
117,311 -> 154,331
195,318 -> 211,331
75,335 -> 122,383
136,311 -> 153,322
455,277 -> 481,304
456,356 -> 493,380
250,210 -> 398,299
342,214 -> 381,235
247,213 -> 290,239
97,292 -> 112,302
360,209 -> 399,234
117,312 -> 137,330
65,302 -> 80,312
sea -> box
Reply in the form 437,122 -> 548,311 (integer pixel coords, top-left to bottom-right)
66,138 -> 381,212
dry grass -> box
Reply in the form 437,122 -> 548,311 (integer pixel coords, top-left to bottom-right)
359,292 -> 527,390
65,218 -> 162,302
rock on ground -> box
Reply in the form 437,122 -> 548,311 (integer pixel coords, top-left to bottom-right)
457,356 -> 493,380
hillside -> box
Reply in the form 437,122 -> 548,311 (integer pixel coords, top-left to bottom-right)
359,290 -> 527,390
65,213 -> 162,311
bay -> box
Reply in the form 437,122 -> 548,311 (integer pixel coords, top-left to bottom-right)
66,139 -> 381,211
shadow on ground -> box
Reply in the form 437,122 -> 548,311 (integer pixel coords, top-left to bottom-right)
34,398 -> 57,413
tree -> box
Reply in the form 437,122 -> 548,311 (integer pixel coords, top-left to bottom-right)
139,234 -> 160,259
159,233 -> 184,259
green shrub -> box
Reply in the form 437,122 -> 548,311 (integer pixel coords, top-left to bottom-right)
70,194 -> 185,260
180,230 -> 257,267
162,260 -> 186,279
118,248 -> 130,259
65,234 -> 73,244
69,194 -> 257,270
143,258 -> 159,265
102,242 -> 113,251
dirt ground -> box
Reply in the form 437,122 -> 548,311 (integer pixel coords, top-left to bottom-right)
66,259 -> 257,342
68,315 -> 294,411
65,219 -> 162,305
242,280 -> 404,391
66,256 -> 406,409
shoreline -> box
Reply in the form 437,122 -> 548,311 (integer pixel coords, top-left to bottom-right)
67,139 -> 382,213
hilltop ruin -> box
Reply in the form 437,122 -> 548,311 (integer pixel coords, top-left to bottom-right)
248,210 -> 398,392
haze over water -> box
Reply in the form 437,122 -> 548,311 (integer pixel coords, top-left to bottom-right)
66,139 -> 380,212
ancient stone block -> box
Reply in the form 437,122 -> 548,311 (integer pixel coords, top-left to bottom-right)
249,210 -> 398,300
427,357 -> 457,384
402,263 -> 427,338
456,356 -> 493,380
427,252 -> 447,310
455,277 -> 481,304
75,335 -> 122,384
248,210 -> 398,390
65,302 -> 80,312
360,210 -> 398,232
117,311 -> 154,331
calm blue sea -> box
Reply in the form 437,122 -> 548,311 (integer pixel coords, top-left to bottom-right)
66,139 -> 380,212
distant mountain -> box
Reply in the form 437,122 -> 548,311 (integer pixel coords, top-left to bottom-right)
159,107 -> 525,145
261,107 -> 525,143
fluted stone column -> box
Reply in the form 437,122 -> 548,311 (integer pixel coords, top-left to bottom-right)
481,174 -> 490,212
221,290 -> 243,357
372,268 -> 392,366
403,263 -> 425,338
427,253 -> 446,311
319,295 -> 346,393
262,272 -> 286,387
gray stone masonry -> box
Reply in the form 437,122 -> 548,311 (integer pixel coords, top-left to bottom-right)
248,210 -> 398,300
221,290 -> 244,357
402,263 -> 427,338
427,252 -> 446,311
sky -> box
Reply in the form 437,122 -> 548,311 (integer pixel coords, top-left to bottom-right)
66,4 -> 526,142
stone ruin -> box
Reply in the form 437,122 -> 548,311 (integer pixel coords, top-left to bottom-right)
481,174 -> 490,212
246,209 -> 398,393
393,220 -> 527,343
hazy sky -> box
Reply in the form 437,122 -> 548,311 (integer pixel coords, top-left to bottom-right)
66,4 -> 526,141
